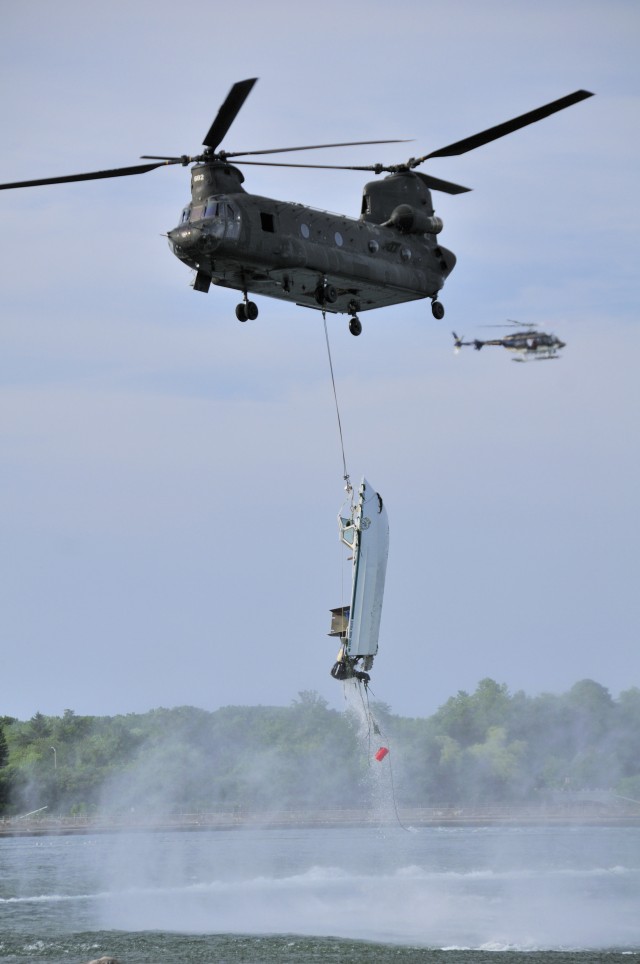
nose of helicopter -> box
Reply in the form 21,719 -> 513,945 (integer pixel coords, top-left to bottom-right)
167,224 -> 204,252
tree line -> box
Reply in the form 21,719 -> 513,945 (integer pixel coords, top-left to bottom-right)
1,678 -> 639,817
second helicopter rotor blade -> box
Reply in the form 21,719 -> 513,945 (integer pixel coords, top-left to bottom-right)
419,89 -> 594,162
202,78 -> 258,150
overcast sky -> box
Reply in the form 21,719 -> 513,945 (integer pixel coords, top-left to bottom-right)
1,0 -> 638,721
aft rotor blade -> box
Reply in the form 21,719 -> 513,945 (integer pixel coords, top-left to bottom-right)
224,139 -> 412,158
233,159 -> 470,193
420,89 -> 594,161
0,161 -> 173,191
414,171 -> 471,194
202,78 -> 258,150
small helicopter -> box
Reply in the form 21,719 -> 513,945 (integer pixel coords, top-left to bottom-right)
0,80 -> 593,336
452,321 -> 566,361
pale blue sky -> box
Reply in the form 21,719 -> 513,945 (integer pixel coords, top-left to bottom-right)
1,0 -> 638,719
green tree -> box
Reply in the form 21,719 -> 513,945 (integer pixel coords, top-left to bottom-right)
432,679 -> 511,747
0,723 -> 8,769
615,688 -> 640,780
566,679 -> 614,743
466,726 -> 527,801
0,722 -> 9,811
29,711 -> 51,738
1,678 -> 639,815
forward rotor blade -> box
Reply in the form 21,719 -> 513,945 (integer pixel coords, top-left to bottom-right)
202,78 -> 258,150
224,139 -> 412,158
419,89 -> 594,162
0,161 -> 173,191
233,160 -> 384,171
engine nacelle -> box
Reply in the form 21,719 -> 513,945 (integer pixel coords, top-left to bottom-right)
384,204 -> 443,235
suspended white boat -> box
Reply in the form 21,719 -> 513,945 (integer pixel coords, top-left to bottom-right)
329,477 -> 389,682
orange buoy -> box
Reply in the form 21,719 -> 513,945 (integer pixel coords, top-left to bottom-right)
374,746 -> 389,762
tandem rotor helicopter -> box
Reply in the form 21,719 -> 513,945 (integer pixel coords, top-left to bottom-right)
452,321 -> 567,361
0,80 -> 593,336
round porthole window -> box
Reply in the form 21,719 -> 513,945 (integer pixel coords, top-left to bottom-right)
334,231 -> 343,247
401,246 -> 412,262
368,240 -> 379,254
300,223 -> 310,238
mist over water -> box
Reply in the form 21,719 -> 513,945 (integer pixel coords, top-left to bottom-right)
92,826 -> 638,950
77,692 -> 640,952
340,678 -> 399,821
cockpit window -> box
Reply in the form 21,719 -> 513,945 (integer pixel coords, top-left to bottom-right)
182,198 -> 241,238
197,199 -> 242,222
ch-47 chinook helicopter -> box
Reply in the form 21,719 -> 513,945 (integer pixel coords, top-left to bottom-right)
452,321 -> 566,361
0,80 -> 593,336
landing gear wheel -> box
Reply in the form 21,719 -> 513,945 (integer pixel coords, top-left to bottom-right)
431,300 -> 445,320
349,317 -> 362,336
315,282 -> 338,306
236,300 -> 258,322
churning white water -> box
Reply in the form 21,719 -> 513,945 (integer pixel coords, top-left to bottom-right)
2,825 -> 640,953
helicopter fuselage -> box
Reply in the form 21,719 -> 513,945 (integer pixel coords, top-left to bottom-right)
478,331 -> 565,358
453,327 -> 566,360
167,162 -> 456,319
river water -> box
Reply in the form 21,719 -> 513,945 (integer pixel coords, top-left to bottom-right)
0,824 -> 639,963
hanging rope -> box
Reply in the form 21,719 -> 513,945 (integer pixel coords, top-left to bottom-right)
322,310 -> 351,496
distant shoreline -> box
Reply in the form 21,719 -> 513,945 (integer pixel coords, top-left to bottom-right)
2,806 -> 640,837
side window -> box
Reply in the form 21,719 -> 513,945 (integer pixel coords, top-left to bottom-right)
260,211 -> 275,232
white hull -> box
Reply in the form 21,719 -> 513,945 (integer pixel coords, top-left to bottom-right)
330,478 -> 389,680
